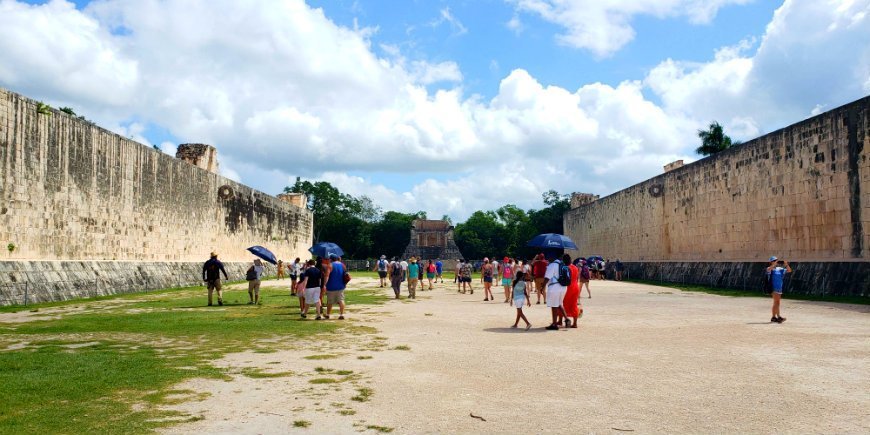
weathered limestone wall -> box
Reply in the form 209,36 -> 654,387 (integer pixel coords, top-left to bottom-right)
0,260 -> 283,305
565,96 -> 870,262
0,87 -> 312,303
0,87 -> 312,263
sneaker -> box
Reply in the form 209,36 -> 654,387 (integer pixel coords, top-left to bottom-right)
525,323 -> 532,331
564,318 -> 572,328
324,315 -> 330,320
301,313 -> 307,319
777,316 -> 786,323
208,303 -> 213,306
545,324 -> 559,330
247,301 -> 254,305
338,316 -> 344,320
218,300 -> 223,306
771,316 -> 778,323
315,316 -> 322,320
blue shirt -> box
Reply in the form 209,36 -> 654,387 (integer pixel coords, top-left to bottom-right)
325,262 -> 346,291
769,267 -> 787,291
408,263 -> 420,278
435,261 -> 443,273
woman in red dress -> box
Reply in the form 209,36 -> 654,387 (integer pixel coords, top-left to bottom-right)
563,254 -> 581,328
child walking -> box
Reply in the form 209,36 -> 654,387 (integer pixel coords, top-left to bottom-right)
510,271 -> 532,330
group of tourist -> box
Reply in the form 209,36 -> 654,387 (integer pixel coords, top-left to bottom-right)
375,256 -> 445,299
201,252 -> 349,320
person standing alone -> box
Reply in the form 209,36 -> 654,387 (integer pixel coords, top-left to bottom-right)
766,256 -> 792,323
202,251 -> 228,306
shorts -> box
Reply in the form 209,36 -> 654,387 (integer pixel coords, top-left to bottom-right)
206,279 -> 222,291
514,297 -> 526,309
773,287 -> 783,295
534,277 -> 546,289
248,279 -> 261,294
546,286 -> 565,308
327,290 -> 345,304
461,277 -> 472,283
290,274 -> 298,280
378,271 -> 387,278
483,277 -> 493,283
304,287 -> 321,305
426,273 -> 435,279
502,278 -> 512,286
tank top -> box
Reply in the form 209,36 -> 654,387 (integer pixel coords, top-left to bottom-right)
325,262 -> 345,291
484,265 -> 492,278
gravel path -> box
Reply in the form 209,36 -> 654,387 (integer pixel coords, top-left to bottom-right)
164,279 -> 870,434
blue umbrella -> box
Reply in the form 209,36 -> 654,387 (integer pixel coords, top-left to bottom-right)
587,255 -> 604,262
309,242 -> 344,258
247,245 -> 278,265
526,233 -> 578,250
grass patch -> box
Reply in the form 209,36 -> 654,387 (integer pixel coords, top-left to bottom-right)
309,378 -> 338,384
240,368 -> 295,379
336,370 -> 354,376
357,355 -> 373,360
351,387 -> 373,402
0,287 -> 384,432
392,345 -> 411,351
366,425 -> 395,433
628,279 -> 870,305
293,420 -> 311,428
304,354 -> 340,360
339,409 -> 357,416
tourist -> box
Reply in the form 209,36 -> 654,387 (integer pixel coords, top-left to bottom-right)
299,259 -> 323,319
289,257 -> 301,296
435,258 -> 444,283
375,255 -> 389,288
491,258 -> 499,285
202,251 -> 228,306
563,255 -> 581,328
246,258 -> 265,305
481,258 -> 494,301
401,258 -> 409,285
615,259 -> 624,281
389,257 -> 404,299
417,258 -> 425,286
426,259 -> 436,290
296,261 -> 307,314
543,252 -> 568,330
407,257 -> 420,299
500,257 -> 514,303
276,259 -> 285,280
460,259 -> 474,294
509,271 -> 532,330
455,259 -> 463,291
532,253 -> 548,304
323,254 -> 347,320
767,256 -> 792,323
578,259 -> 592,298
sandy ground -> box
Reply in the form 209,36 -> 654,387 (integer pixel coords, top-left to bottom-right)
162,278 -> 870,434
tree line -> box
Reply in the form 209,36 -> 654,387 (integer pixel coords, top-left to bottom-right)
284,178 -> 570,260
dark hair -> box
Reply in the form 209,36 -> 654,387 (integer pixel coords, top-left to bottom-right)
562,253 -> 572,264
512,271 -> 525,288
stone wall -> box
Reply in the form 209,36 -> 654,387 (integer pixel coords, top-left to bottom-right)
0,87 -> 313,304
565,96 -> 870,262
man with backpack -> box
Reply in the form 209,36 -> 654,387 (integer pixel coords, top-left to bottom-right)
578,259 -> 592,299
202,251 -> 228,306
388,257 -> 405,299
374,255 -> 389,288
542,251 -> 570,330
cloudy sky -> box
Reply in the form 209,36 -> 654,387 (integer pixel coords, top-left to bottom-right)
2,0 -> 869,220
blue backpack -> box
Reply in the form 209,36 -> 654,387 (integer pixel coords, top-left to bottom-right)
556,261 -> 571,286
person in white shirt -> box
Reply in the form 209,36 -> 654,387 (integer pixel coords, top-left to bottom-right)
543,253 -> 568,330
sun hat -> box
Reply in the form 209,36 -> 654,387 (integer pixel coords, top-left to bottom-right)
769,256 -> 778,262
503,256 -> 510,263
483,257 -> 489,262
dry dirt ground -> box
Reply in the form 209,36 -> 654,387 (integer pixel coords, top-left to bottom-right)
162,278 -> 869,434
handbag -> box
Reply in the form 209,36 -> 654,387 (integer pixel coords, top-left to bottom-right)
343,271 -> 352,285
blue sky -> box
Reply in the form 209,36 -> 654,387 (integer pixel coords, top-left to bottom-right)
3,0 -> 869,220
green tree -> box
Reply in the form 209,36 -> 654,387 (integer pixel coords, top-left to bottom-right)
454,211 -> 506,260
370,211 -> 422,258
695,122 -> 738,156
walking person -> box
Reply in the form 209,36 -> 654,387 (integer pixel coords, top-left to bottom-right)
389,257 -> 404,299
426,259 -> 436,290
296,261 -> 308,314
323,254 -> 347,320
532,253 -> 548,304
455,259 -> 463,292
276,259 -> 285,280
460,259 -> 474,294
246,258 -> 265,305
500,257 -> 514,303
614,259 -> 624,281
435,258 -> 444,283
578,259 -> 592,298
481,258 -> 494,301
563,256 -> 582,328
202,251 -> 228,306
407,257 -> 420,299
375,255 -> 389,288
509,271 -> 532,330
289,257 -> 301,296
543,253 -> 568,330
767,256 -> 792,323
299,259 -> 323,319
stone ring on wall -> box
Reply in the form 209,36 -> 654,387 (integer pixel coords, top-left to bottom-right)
648,184 -> 664,197
218,185 -> 234,200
